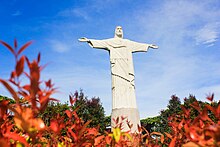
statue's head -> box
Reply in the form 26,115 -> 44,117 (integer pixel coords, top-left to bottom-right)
114,26 -> 123,38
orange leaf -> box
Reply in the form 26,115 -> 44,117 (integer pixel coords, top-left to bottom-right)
94,135 -> 105,145
190,101 -> 201,112
165,132 -> 172,139
105,136 -> 112,145
4,132 -> 29,147
0,40 -> 15,55
78,120 -> 92,138
65,110 -> 72,118
50,120 -> 59,133
68,128 -> 78,141
169,137 -> 176,147
205,104 -> 216,116
181,105 -> 190,117
87,128 -> 98,136
217,105 -> 220,117
0,139 -> 8,147
178,119 -> 184,130
16,56 -> 25,77
17,41 -> 32,55
182,142 -> 199,147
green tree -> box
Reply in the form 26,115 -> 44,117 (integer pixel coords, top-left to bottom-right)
73,90 -> 106,132
141,116 -> 161,133
0,95 -> 15,104
39,101 -> 69,126
158,95 -> 182,133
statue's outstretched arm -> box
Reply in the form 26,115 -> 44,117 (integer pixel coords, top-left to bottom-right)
148,44 -> 159,49
78,37 -> 90,42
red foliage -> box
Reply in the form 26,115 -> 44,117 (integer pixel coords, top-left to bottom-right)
0,39 -> 220,146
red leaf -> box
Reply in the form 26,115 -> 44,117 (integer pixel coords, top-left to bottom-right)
200,108 -> 213,122
165,132 -> 172,139
14,39 -> 17,49
178,119 -> 184,130
116,117 -> 119,124
105,136 -> 112,145
17,41 -> 32,55
25,56 -> 30,67
69,95 -> 76,105
0,79 -> 20,102
190,101 -> 201,112
181,105 -> 190,117
137,124 -> 142,133
3,132 -> 29,147
50,120 -> 59,133
16,56 -> 25,77
37,52 -> 41,63
87,128 -> 98,136
94,135 -> 105,145
78,120 -> 92,138
206,93 -> 214,102
0,40 -> 15,55
68,128 -> 78,141
205,104 -> 216,116
169,137 -> 176,147
65,110 -> 72,118
48,98 -> 58,102
45,79 -> 51,87
217,105 -> 220,117
0,139 -> 8,147
10,71 -> 16,79
121,116 -> 126,120
22,85 -> 30,91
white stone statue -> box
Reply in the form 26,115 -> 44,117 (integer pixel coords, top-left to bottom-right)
79,26 -> 158,133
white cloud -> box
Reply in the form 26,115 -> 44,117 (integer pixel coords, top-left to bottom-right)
48,40 -> 72,53
58,8 -> 90,21
129,0 -> 220,117
195,23 -> 220,46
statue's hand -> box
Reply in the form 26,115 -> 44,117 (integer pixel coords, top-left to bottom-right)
78,37 -> 89,42
149,44 -> 158,49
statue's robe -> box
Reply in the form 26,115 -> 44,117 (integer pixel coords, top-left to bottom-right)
88,38 -> 150,109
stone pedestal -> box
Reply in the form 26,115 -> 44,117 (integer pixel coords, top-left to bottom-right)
111,108 -> 140,133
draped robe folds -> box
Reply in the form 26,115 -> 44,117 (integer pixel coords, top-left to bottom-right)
88,38 -> 150,109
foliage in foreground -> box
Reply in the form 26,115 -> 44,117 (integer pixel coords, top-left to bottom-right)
0,39 -> 220,146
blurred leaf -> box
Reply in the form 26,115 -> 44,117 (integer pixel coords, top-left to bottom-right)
50,120 -> 59,133
14,39 -> 18,49
206,93 -> 214,102
17,41 -> 32,55
37,52 -> 41,63
16,56 -> 25,77
169,137 -> 176,147
0,79 -> 20,102
113,128 -> 121,143
0,40 -> 15,55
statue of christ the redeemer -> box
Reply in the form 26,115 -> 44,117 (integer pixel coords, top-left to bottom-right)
79,26 -> 158,133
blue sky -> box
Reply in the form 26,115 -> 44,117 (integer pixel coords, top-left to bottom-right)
0,0 -> 220,118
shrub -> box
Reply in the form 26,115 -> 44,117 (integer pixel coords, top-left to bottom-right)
0,39 -> 219,146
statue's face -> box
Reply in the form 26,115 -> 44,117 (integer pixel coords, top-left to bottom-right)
115,26 -> 123,38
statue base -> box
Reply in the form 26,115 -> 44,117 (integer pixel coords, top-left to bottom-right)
111,108 -> 141,133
